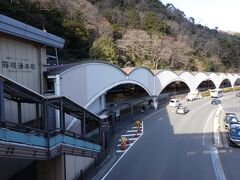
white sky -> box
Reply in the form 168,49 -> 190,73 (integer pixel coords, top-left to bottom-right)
160,0 -> 240,32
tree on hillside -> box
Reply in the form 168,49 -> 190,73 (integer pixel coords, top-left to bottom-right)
149,35 -> 174,69
143,11 -> 169,35
116,30 -> 151,67
117,30 -> 175,69
62,13 -> 89,42
90,35 -> 119,64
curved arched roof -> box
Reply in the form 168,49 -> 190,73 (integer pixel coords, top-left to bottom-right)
48,60 -> 128,76
48,61 -> 239,79
122,66 -> 155,76
47,61 -> 240,109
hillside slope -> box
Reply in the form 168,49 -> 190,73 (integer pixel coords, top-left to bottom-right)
1,0 -> 240,72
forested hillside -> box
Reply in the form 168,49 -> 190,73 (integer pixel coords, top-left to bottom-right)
1,0 -> 240,72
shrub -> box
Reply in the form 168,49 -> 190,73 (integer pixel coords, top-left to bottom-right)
90,35 -> 119,64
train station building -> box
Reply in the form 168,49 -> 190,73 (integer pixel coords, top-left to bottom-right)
0,14 -> 101,180
1,13 -> 240,180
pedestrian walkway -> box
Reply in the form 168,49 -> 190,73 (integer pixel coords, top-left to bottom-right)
116,123 -> 143,153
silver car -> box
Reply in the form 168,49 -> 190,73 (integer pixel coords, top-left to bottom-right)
176,106 -> 189,114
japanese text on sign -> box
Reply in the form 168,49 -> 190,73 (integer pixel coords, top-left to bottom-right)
1,61 -> 36,71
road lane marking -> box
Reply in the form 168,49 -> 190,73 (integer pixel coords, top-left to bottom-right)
117,143 -> 133,147
210,105 -> 226,180
158,117 -> 164,121
101,122 -> 144,180
128,138 -> 138,141
127,130 -> 138,133
203,110 -> 215,146
118,138 -> 138,142
132,126 -> 142,129
116,150 -> 125,153
121,134 -> 140,137
210,146 -> 226,180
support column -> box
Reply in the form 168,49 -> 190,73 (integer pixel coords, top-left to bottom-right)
36,103 -> 40,128
0,80 -> 5,122
42,102 -> 48,131
17,102 -> 22,124
152,97 -> 158,110
59,98 -> 65,131
81,110 -> 86,136
100,93 -> 106,110
131,104 -> 134,121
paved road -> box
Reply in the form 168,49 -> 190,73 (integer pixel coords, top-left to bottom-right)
102,96 -> 221,180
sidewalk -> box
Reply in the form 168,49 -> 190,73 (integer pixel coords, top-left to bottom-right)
218,107 -> 229,148
85,106 -> 162,180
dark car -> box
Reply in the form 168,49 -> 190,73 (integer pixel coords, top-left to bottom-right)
225,115 -> 239,130
228,123 -> 240,146
224,112 -> 237,121
211,98 -> 221,105
225,112 -> 237,118
225,113 -> 237,123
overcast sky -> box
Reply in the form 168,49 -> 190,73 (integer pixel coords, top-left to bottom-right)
160,0 -> 240,32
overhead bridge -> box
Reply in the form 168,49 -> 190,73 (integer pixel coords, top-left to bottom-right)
0,74 -> 102,160
0,125 -> 100,160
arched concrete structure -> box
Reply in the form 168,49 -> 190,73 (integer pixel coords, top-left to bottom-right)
47,61 -> 240,114
233,77 -> 240,86
85,80 -> 151,109
48,62 -> 153,112
155,70 -> 192,95
193,72 -> 216,91
229,74 -> 239,86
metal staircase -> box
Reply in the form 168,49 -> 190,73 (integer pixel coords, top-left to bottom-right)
0,74 -> 102,160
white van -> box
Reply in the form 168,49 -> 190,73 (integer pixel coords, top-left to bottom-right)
169,99 -> 180,108
210,89 -> 223,98
186,93 -> 197,101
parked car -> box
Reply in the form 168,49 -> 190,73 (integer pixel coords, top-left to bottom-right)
225,114 -> 239,130
197,94 -> 203,99
225,113 -> 237,122
168,99 -> 180,108
228,123 -> 240,146
236,92 -> 240,97
211,98 -> 221,105
176,105 -> 189,114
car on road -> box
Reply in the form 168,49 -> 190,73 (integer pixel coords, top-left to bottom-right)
236,92 -> 240,97
176,105 -> 189,114
197,94 -> 203,99
186,93 -> 197,101
211,98 -> 221,105
225,115 -> 239,130
186,93 -> 202,101
168,99 -> 180,108
225,112 -> 237,122
228,123 -> 240,147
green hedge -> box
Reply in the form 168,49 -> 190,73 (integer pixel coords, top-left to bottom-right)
200,86 -> 240,97
223,86 -> 240,92
200,90 -> 210,97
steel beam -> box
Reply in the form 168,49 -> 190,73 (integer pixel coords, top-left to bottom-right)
0,80 -> 5,121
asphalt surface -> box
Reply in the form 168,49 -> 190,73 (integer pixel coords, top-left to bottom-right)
102,96 -> 221,180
